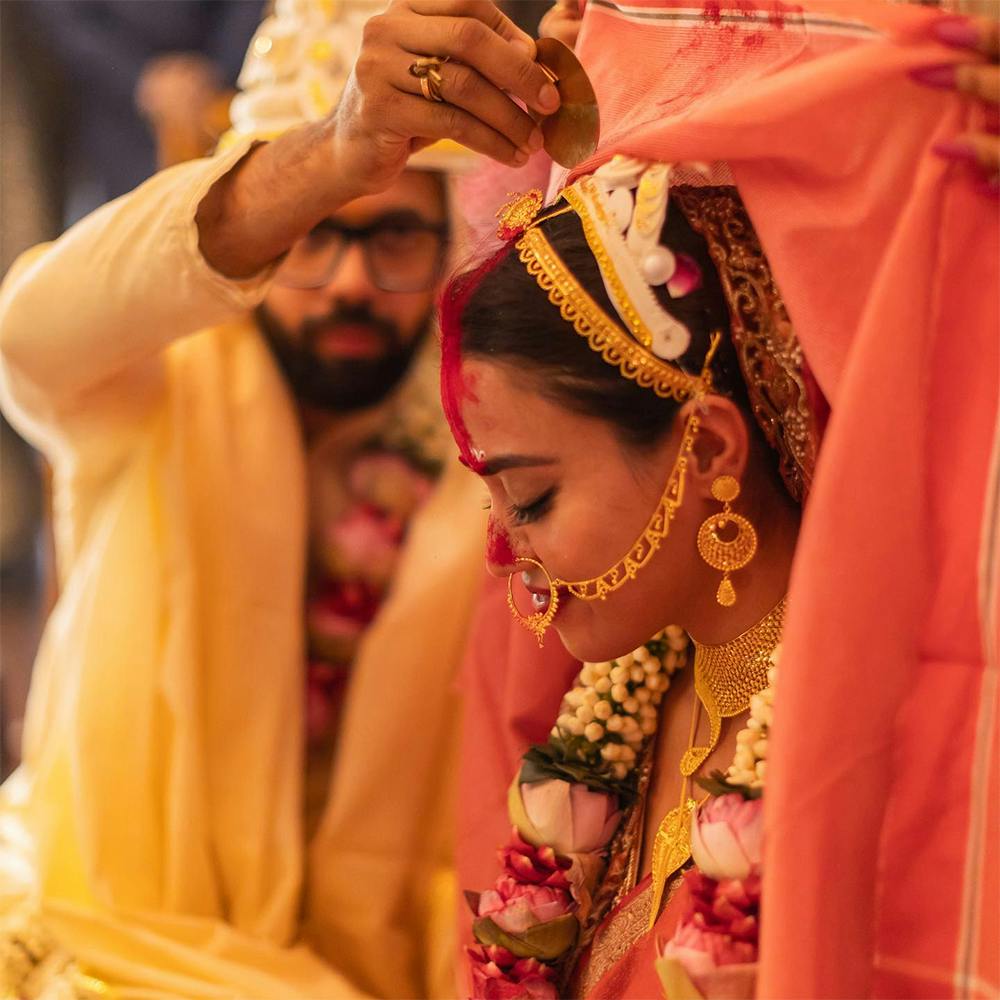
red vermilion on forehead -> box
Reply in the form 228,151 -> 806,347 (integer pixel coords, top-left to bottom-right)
438,244 -> 512,475
486,516 -> 516,566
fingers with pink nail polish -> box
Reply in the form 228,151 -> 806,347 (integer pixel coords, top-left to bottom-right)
930,14 -> 999,58
921,12 -> 1000,195
932,134 -> 1000,196
932,16 -> 981,50
910,63 -> 959,90
933,140 -> 981,163
935,133 -> 998,169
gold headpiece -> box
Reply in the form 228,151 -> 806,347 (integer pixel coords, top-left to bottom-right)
509,164 -> 818,501
510,156 -> 712,403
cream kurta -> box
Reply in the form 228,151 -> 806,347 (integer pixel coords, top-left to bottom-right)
0,139 -> 483,998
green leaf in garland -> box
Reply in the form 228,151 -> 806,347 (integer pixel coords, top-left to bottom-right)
695,769 -> 763,800
520,744 -> 637,806
471,913 -> 580,961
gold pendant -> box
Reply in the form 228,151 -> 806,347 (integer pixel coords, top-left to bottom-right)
648,798 -> 696,929
717,576 -> 736,607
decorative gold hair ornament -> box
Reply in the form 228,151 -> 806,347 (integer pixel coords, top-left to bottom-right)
496,190 -> 545,241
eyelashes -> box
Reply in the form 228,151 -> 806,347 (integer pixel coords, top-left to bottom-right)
508,487 -> 557,526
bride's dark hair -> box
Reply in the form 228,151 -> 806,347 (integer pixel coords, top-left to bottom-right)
444,189 -> 751,451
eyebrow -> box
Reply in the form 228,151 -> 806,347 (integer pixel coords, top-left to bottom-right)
315,209 -> 445,231
477,455 -> 558,476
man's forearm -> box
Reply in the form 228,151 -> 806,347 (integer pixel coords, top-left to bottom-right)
196,121 -> 356,279
0,137 -> 286,411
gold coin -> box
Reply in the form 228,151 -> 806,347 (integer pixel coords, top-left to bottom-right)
534,37 -> 600,169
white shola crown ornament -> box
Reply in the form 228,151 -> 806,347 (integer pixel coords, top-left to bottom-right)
569,155 -> 706,361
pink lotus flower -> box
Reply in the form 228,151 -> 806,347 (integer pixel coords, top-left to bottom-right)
660,924 -> 756,997
520,780 -> 622,856
468,944 -> 558,1000
690,794 -> 763,880
658,866 -> 761,995
500,830 -> 572,888
478,876 -> 573,935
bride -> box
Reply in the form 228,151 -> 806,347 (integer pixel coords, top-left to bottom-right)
446,164 -> 808,999
442,3 -> 999,992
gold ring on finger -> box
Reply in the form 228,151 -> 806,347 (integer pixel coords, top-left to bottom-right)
409,55 -> 448,103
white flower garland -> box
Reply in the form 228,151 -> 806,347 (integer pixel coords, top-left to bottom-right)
551,625 -> 689,782
725,643 -> 781,790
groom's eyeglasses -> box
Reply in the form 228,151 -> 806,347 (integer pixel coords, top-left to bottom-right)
275,213 -> 450,293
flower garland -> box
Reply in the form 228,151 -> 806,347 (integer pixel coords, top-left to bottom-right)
466,635 -> 782,1000
466,627 -> 687,998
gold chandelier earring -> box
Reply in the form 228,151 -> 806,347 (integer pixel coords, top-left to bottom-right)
696,474 -> 757,607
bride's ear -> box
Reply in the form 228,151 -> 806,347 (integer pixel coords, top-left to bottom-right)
679,396 -> 750,498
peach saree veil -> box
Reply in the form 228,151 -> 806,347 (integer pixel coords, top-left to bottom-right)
561,1 -> 999,996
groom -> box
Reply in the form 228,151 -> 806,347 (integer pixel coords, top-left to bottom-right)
0,1 -> 560,997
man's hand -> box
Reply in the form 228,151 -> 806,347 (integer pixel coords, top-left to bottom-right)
198,0 -> 561,279
331,0 -> 561,197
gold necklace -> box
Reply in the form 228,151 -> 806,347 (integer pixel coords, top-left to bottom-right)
648,597 -> 785,926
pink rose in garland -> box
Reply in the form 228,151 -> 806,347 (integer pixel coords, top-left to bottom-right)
347,451 -> 434,520
479,876 -> 573,935
519,780 -> 622,856
689,793 -> 763,880
306,578 -> 381,663
305,661 -> 349,745
325,502 -> 404,585
468,945 -> 558,1000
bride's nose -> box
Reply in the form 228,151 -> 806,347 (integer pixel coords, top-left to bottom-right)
485,517 -> 524,577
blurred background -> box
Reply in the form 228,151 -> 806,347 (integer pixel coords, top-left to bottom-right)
0,0 -> 549,778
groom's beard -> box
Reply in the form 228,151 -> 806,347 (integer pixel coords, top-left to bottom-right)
257,302 -> 431,414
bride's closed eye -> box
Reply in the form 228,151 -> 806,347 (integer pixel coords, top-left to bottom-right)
508,487 -> 557,526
